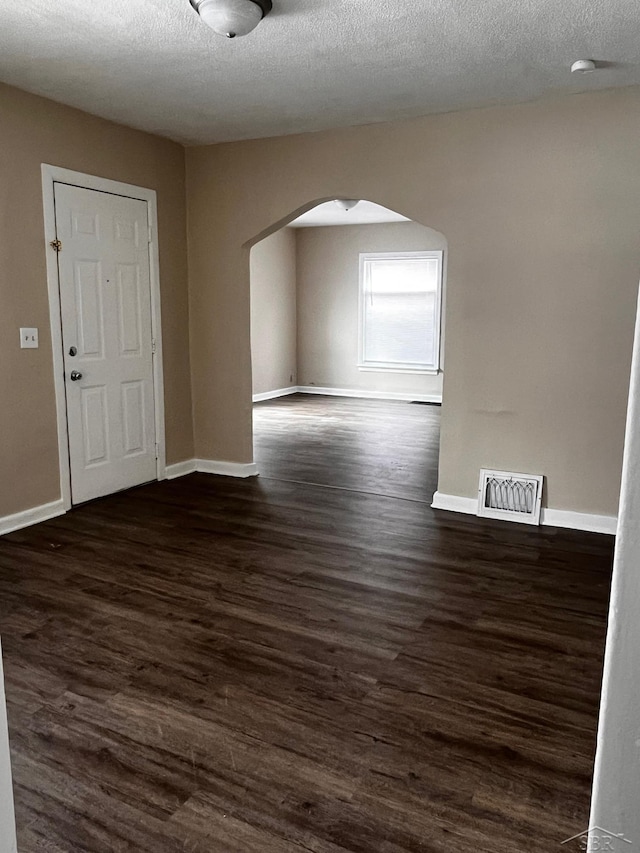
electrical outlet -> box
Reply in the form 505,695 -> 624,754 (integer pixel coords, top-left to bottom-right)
20,328 -> 38,349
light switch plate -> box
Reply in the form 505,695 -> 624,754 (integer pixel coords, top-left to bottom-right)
20,328 -> 38,349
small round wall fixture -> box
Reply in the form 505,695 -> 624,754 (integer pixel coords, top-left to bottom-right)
334,199 -> 360,211
571,59 -> 597,74
190,0 -> 272,38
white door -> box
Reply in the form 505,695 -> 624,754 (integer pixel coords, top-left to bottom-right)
54,183 -> 157,504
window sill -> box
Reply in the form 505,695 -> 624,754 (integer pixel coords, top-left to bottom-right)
358,365 -> 441,376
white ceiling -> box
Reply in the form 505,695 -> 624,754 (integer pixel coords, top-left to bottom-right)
0,0 -> 638,146
290,201 -> 410,228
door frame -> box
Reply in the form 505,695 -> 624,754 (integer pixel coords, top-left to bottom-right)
41,164 -> 167,509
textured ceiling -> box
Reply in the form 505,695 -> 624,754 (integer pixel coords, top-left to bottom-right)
290,201 -> 410,228
0,0 -> 638,145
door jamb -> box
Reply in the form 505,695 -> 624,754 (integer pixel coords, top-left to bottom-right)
41,164 -> 167,510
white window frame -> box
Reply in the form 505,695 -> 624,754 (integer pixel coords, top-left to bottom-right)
358,250 -> 444,374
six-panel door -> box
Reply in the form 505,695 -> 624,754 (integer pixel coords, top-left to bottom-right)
54,183 -> 157,504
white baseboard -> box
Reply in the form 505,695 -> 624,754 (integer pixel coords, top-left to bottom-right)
252,385 -> 442,404
165,460 -> 198,479
196,459 -> 259,478
431,491 -> 617,535
296,386 -> 442,404
540,508 -> 618,535
431,492 -> 477,515
253,387 -> 298,403
166,459 -> 259,479
0,498 -> 66,537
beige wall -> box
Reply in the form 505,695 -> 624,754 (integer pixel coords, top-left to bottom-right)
186,87 -> 640,516
0,82 -> 637,516
296,222 -> 446,398
0,83 -> 193,518
250,228 -> 297,395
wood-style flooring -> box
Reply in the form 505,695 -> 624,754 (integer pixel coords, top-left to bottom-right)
253,395 -> 440,503
0,395 -> 613,852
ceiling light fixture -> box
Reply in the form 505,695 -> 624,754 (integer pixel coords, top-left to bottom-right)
571,59 -> 596,74
334,199 -> 360,211
190,0 -> 272,38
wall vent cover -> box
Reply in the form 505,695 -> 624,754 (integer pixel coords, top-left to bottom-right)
478,469 -> 543,525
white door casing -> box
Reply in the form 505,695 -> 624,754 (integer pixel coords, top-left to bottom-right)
42,166 -> 166,510
54,183 -> 157,504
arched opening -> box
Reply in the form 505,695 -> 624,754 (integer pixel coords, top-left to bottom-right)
248,198 -> 448,503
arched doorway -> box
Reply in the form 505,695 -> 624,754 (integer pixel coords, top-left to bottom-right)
248,198 -> 448,503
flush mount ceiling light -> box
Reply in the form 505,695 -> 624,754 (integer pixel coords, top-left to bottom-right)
190,0 -> 272,38
334,199 -> 360,211
571,59 -> 597,74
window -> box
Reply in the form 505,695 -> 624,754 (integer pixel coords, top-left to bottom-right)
359,251 -> 443,373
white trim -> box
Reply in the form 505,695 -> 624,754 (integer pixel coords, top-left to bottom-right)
431,492 -> 477,515
165,460 -> 198,479
253,386 -> 298,403
541,508 -> 618,536
296,386 -> 442,404
196,460 -> 259,478
41,164 -> 166,510
0,499 -> 66,537
431,491 -> 617,535
165,459 -> 259,479
0,641 -> 17,853
358,366 -> 440,375
358,250 -> 444,373
42,169 -> 72,510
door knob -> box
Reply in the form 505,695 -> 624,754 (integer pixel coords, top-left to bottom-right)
70,370 -> 83,381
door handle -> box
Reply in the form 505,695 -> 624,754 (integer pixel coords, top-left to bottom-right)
70,370 -> 83,381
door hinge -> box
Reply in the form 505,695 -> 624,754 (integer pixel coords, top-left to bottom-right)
151,338 -> 157,354
49,239 -> 62,253
148,226 -> 153,244
155,442 -> 160,460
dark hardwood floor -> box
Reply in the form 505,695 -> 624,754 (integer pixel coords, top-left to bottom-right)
253,395 -> 441,502
0,396 -> 613,852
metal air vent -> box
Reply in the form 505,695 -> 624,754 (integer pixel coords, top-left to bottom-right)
478,469 -> 543,525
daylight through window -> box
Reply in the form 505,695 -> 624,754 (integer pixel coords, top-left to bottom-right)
359,251 -> 443,372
